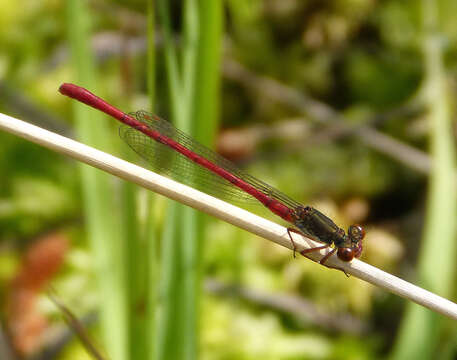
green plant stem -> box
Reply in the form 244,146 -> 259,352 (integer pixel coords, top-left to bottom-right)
122,180 -> 147,360
390,1 -> 456,359
146,2 -> 157,360
65,1 -> 127,359
154,1 -> 222,359
156,0 -> 183,121
183,2 -> 223,357
155,1 -> 197,359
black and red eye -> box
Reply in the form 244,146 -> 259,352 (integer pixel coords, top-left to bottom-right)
348,224 -> 365,243
354,242 -> 363,258
337,247 -> 354,262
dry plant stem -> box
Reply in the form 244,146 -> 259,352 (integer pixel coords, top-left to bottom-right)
0,323 -> 15,360
48,291 -> 105,360
1,112 -> 457,320
357,127 -> 431,174
205,278 -> 368,334
223,59 -> 432,175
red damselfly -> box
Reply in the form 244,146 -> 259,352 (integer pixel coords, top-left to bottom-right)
59,83 -> 364,271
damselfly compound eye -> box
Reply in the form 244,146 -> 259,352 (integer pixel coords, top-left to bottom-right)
354,242 -> 363,258
348,224 -> 365,243
337,247 -> 354,262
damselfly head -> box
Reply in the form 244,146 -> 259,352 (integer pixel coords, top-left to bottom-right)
336,224 -> 365,262
348,224 -> 365,244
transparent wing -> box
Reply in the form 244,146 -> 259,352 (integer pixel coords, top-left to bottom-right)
119,110 -> 303,209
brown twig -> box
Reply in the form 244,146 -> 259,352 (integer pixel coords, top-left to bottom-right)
222,59 -> 431,174
205,278 -> 368,334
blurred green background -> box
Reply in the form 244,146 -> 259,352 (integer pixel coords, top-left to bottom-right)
0,0 -> 456,359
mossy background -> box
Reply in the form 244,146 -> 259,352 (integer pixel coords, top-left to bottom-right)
0,0 -> 456,359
